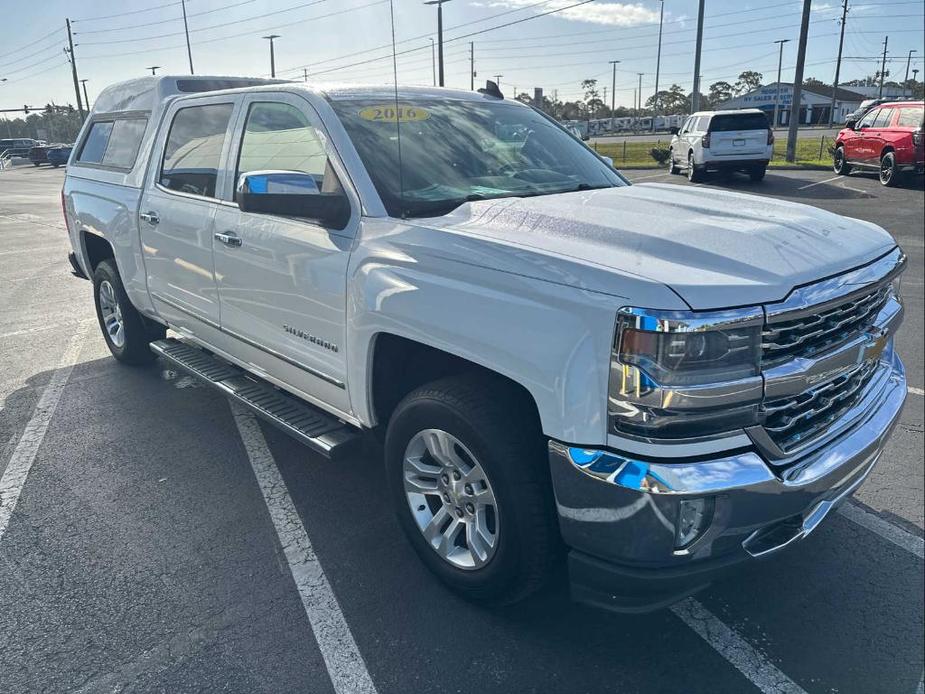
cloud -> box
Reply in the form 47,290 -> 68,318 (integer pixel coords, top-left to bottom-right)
472,1 -> 663,27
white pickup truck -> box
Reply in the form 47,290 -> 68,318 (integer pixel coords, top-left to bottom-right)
63,76 -> 906,612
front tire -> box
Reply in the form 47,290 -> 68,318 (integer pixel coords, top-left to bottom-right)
668,149 -> 681,175
833,145 -> 851,175
385,374 -> 559,605
93,259 -> 165,365
879,151 -> 899,186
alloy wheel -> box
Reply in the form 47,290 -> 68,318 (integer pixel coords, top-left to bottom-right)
98,280 -> 125,348
402,428 -> 499,570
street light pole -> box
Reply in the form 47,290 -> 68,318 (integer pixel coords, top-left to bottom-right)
609,59 -> 620,133
424,0 -> 452,87
902,49 -> 917,97
773,39 -> 790,128
430,38 -> 436,86
263,34 -> 281,78
637,72 -> 643,132
145,66 -> 161,75
80,79 -> 90,111
652,0 -> 664,132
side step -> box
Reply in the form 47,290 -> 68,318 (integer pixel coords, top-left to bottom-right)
151,338 -> 362,461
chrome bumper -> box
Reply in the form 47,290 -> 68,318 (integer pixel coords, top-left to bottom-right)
551,350 -> 906,610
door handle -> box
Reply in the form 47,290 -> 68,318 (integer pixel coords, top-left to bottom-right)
214,231 -> 242,248
139,211 -> 159,225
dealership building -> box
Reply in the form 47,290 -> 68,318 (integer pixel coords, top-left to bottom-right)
718,82 -> 867,125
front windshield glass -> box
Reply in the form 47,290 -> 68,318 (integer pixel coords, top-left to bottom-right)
331,97 -> 626,218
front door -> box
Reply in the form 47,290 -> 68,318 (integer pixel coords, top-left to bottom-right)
212,93 -> 358,414
848,108 -> 880,163
140,97 -> 240,332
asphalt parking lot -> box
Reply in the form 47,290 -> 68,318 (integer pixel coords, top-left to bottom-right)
0,164 -> 922,694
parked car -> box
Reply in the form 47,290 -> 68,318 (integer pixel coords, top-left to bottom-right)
845,96 -> 915,125
29,144 -> 50,166
64,76 -> 906,613
667,109 -> 773,182
834,100 -> 924,186
46,144 -> 74,168
0,137 -> 37,158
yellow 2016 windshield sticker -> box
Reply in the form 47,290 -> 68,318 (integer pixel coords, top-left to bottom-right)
358,105 -> 431,123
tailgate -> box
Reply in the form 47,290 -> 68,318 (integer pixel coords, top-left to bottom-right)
709,129 -> 767,156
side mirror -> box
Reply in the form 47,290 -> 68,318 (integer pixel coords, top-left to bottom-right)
601,155 -> 614,168
845,118 -> 858,129
669,126 -> 680,135
237,171 -> 350,229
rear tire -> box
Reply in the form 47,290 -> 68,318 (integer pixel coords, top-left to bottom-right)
93,259 -> 165,365
385,374 -> 559,605
749,164 -> 767,182
687,152 -> 703,182
879,151 -> 899,186
833,145 -> 851,175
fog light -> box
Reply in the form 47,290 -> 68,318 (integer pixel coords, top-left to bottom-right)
675,497 -> 714,550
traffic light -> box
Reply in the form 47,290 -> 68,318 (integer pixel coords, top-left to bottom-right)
67,105 -> 75,114
23,105 -> 29,114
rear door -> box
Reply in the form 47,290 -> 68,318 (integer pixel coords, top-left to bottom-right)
707,112 -> 769,157
866,107 -> 895,161
211,92 -> 358,413
140,95 -> 240,333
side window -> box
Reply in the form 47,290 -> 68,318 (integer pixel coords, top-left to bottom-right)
160,103 -> 234,198
680,118 -> 691,133
897,106 -> 924,127
694,116 -> 706,132
78,121 -> 114,163
235,101 -> 335,194
858,109 -> 880,129
872,108 -> 894,128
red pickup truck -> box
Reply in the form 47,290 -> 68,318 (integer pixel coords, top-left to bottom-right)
833,100 -> 924,186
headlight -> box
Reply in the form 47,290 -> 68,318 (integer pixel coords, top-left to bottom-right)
615,307 -> 762,386
609,307 -> 764,439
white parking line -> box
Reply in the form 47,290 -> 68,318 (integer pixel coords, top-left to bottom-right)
671,598 -> 808,694
230,403 -> 378,694
0,321 -> 89,541
838,501 -> 925,559
908,386 -> 924,396
629,172 -> 671,181
797,175 -> 842,190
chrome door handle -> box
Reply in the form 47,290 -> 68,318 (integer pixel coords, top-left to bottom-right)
139,211 -> 159,225
214,231 -> 242,247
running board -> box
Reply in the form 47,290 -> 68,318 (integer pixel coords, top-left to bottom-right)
151,338 -> 362,461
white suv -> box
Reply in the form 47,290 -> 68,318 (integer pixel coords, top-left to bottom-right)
668,109 -> 773,182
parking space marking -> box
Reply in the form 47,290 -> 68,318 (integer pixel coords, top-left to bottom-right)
838,501 -> 925,559
628,172 -> 671,181
908,386 -> 924,396
670,598 -> 807,694
231,403 -> 378,694
797,175 -> 842,190
0,321 -> 89,541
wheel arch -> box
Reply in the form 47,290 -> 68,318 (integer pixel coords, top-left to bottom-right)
80,229 -> 115,273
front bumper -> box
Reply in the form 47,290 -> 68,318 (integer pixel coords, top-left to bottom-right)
549,351 -> 906,613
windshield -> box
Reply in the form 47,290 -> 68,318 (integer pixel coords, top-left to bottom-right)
331,97 -> 625,218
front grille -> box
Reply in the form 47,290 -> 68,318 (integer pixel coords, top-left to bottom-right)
762,282 -> 891,365
762,359 -> 880,452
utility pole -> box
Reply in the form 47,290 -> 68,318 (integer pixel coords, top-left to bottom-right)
829,0 -> 849,127
469,42 -> 475,90
902,49 -> 916,97
145,66 -> 161,75
80,79 -> 90,111
303,68 -> 309,82
263,34 -> 280,78
65,19 -> 85,119
424,0 -> 452,87
878,36 -> 888,97
652,0 -> 664,132
691,0 -> 705,112
493,74 -> 502,89
773,39 -> 790,128
786,0 -> 811,162
430,39 -> 436,86
609,59 -> 620,133
180,0 -> 194,74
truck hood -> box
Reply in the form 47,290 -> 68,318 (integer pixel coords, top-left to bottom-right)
427,183 -> 896,309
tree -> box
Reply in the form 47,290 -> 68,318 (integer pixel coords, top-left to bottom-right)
733,70 -> 763,96
514,92 -> 533,105
708,81 -> 734,106
803,77 -> 828,90
645,84 -> 687,114
581,79 -> 600,104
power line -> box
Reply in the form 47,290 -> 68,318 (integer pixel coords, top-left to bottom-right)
0,26 -> 64,61
74,0 -> 257,35
0,38 -> 64,70
73,1 -> 184,23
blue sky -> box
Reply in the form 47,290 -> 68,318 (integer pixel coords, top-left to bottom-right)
1,0 -> 923,113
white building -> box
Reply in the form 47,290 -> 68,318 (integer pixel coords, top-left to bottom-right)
718,83 -> 866,126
